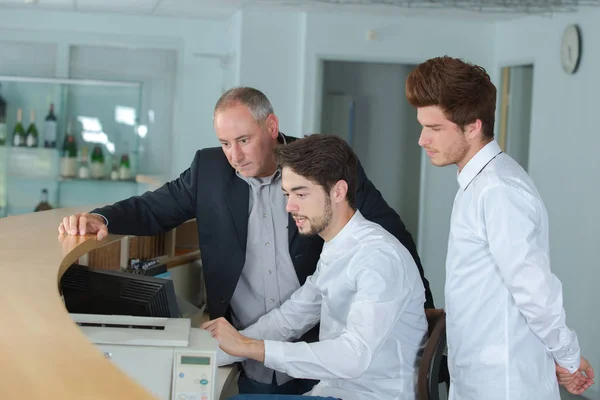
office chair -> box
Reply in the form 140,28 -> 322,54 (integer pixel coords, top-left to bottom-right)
417,309 -> 450,400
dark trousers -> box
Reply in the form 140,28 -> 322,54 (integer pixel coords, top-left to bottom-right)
237,369 -> 318,395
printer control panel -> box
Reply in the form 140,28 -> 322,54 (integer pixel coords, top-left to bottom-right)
172,352 -> 216,400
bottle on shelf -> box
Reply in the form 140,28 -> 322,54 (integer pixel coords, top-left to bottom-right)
78,146 -> 90,179
43,103 -> 58,148
34,188 -> 53,212
0,83 -> 7,146
110,157 -> 119,180
90,145 -> 105,179
118,153 -> 131,180
12,108 -> 26,147
60,121 -> 78,178
25,109 -> 39,148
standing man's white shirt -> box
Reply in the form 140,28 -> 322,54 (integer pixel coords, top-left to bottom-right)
219,211 -> 427,400
446,140 -> 580,400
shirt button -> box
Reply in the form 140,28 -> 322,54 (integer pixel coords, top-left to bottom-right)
265,242 -> 270,247
263,213 -> 267,218
270,298 -> 275,303
268,270 -> 273,274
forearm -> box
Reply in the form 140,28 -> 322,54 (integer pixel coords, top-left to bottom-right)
263,334 -> 370,380
92,182 -> 195,236
241,278 -> 321,342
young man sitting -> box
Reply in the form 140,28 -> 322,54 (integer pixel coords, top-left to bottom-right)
202,134 -> 427,400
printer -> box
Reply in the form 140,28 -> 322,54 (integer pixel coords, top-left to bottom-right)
72,313 -> 219,400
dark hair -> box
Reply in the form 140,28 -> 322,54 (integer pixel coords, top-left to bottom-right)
405,56 -> 497,139
275,134 -> 358,208
214,87 -> 274,124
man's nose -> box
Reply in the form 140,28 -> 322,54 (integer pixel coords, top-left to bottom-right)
231,144 -> 244,162
418,130 -> 429,147
285,198 -> 297,213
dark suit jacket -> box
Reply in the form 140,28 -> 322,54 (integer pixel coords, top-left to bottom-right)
92,133 -> 434,320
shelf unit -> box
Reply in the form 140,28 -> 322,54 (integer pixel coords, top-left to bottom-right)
0,75 -> 143,217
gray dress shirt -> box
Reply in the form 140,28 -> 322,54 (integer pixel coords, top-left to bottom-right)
230,169 -> 300,385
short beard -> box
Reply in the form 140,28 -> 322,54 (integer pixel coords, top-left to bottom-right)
299,195 -> 333,236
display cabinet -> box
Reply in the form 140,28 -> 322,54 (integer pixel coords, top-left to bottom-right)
0,75 -> 144,217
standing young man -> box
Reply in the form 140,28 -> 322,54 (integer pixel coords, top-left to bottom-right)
405,56 -> 594,399
203,134 -> 428,400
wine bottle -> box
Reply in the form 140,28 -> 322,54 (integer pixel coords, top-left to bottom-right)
25,109 -> 39,148
0,84 -> 7,146
110,157 -> 119,180
90,145 -> 105,179
60,121 -> 78,178
43,103 -> 57,148
78,146 -> 90,179
12,108 -> 26,147
118,153 -> 131,180
34,188 -> 53,212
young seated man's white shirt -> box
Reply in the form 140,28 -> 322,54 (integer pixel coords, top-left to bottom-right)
218,210 -> 428,400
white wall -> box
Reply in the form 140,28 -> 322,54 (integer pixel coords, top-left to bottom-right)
234,10 -> 305,138
497,11 -> 600,397
0,9 -> 229,178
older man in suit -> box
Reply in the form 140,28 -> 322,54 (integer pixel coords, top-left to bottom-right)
58,87 -> 433,395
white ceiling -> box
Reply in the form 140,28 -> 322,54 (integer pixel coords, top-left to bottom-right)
0,0 -> 531,21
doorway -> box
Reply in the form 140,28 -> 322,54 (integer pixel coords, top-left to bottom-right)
498,64 -> 534,171
320,60 -> 421,239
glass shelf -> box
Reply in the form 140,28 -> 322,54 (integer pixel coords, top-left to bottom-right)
0,75 -> 143,217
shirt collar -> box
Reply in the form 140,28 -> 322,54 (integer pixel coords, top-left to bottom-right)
457,140 -> 502,190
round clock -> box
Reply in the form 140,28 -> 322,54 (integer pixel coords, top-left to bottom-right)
560,24 -> 582,74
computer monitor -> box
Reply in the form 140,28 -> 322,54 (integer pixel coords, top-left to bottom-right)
60,264 -> 180,318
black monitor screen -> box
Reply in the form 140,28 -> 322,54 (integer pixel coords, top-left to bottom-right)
60,264 -> 180,318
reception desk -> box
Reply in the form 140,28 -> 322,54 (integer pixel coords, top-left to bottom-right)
0,205 -> 233,399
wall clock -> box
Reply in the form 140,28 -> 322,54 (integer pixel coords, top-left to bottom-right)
561,24 -> 582,74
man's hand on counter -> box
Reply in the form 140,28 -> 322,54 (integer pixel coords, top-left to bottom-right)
201,317 -> 265,363
58,212 -> 108,241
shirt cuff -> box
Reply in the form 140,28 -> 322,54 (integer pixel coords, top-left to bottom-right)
549,330 -> 581,374
216,347 -> 245,367
90,213 -> 108,227
263,340 -> 286,371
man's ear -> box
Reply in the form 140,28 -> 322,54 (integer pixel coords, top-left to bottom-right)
332,180 -> 349,204
465,119 -> 483,141
265,114 -> 279,139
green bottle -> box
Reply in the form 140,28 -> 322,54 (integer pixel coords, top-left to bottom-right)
60,121 -> 78,177
90,145 -> 105,178
25,109 -> 39,148
12,108 -> 26,147
118,153 -> 131,180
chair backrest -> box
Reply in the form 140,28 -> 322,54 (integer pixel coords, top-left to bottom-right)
417,309 -> 448,400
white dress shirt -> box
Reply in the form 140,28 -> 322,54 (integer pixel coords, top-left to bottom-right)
446,140 -> 580,400
219,211 -> 427,400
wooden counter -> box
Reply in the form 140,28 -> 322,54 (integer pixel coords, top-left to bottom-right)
0,205 -> 185,399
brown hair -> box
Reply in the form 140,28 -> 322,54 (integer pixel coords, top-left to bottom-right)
406,56 -> 496,139
275,134 -> 358,209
